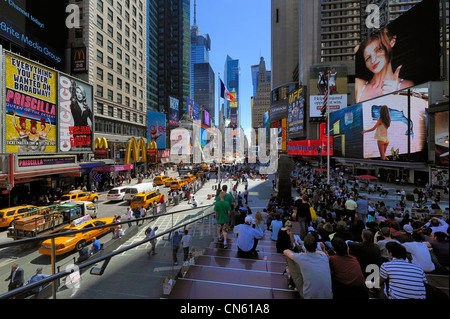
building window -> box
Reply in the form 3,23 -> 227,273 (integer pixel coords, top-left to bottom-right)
97,85 -> 103,97
97,15 -> 103,29
107,89 -> 113,101
97,50 -> 103,63
108,106 -> 114,117
97,33 -> 103,46
97,67 -> 103,81
97,102 -> 104,114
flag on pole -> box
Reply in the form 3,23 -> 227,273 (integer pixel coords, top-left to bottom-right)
220,79 -> 234,102
321,88 -> 328,116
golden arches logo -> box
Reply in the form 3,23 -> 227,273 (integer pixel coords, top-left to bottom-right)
94,137 -> 108,149
125,137 -> 147,164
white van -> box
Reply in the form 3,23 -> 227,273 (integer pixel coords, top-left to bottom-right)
107,186 -> 129,201
123,182 -> 160,202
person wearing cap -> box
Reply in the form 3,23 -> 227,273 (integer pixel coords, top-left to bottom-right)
27,268 -> 49,294
393,224 -> 414,243
233,215 -> 264,257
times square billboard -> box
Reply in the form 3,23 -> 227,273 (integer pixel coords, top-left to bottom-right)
355,0 -> 440,103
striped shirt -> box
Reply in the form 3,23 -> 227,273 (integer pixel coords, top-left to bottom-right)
380,258 -> 427,299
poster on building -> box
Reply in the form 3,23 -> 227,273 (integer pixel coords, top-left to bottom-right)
309,65 -> 347,117
355,0 -> 440,103
58,74 -> 94,152
270,119 -> 286,152
435,110 -> 449,167
4,53 -> 57,153
147,111 -> 166,149
169,96 -> 179,127
288,87 -> 306,138
186,97 -> 200,121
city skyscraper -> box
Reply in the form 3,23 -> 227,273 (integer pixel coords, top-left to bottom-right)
224,55 -> 240,128
147,0 -> 158,112
157,0 -> 191,121
251,57 -> 271,130
66,0 -> 148,152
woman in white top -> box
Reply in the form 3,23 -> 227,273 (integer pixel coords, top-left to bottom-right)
355,27 -> 414,103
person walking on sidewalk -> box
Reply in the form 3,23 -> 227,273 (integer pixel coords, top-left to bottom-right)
146,226 -> 158,256
214,191 -> 232,248
181,230 -> 192,262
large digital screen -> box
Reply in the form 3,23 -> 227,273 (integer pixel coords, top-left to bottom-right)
435,111 -> 449,167
330,88 -> 428,161
287,87 -> 306,138
355,0 -> 440,103
147,111 -> 166,149
5,53 -> 57,153
186,97 -> 200,121
0,0 -> 65,69
169,96 -> 179,127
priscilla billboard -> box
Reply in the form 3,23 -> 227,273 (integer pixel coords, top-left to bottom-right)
4,53 -> 57,153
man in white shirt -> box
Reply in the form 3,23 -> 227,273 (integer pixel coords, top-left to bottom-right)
180,230 -> 192,262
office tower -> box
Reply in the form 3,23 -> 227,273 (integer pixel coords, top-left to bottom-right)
224,55 -> 240,128
252,57 -> 272,130
271,0 -> 300,89
193,63 -> 215,125
66,0 -> 148,149
157,0 -> 191,121
147,0 -> 159,112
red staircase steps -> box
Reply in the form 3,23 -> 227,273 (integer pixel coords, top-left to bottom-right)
168,226 -> 299,299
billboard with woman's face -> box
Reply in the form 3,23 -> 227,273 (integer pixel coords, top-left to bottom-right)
330,87 -> 428,162
355,0 -> 440,103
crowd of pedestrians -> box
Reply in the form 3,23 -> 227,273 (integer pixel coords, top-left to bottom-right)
214,161 -> 449,299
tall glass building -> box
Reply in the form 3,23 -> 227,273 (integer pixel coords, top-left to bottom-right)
156,0 -> 191,119
147,0 -> 158,112
224,55 -> 240,128
193,63 -> 215,124
190,25 -> 211,98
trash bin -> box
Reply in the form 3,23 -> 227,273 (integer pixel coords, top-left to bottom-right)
174,195 -> 179,206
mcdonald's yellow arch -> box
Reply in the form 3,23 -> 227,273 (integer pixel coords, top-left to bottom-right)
94,137 -> 108,149
125,137 -> 148,164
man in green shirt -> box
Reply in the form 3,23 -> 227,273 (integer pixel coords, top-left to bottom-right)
214,191 -> 231,248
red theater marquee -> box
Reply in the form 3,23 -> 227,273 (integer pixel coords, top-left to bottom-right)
287,123 -> 333,156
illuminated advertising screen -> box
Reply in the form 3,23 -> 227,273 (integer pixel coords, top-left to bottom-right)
5,53 -> 57,153
186,97 -> 200,121
435,111 -> 449,167
271,119 -> 287,152
288,87 -> 306,138
58,74 -> 94,152
203,109 -> 210,127
330,88 -> 428,161
287,123 -> 332,156
309,65 -> 347,117
147,111 -> 166,149
355,0 -> 440,103
0,0 -> 65,69
169,96 -> 179,127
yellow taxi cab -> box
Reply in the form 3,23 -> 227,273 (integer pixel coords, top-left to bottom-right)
201,163 -> 209,172
38,216 -> 114,256
164,177 -> 179,187
130,191 -> 165,209
196,171 -> 205,178
0,205 -> 41,228
59,190 -> 99,204
153,175 -> 170,186
170,179 -> 187,190
182,174 -> 196,183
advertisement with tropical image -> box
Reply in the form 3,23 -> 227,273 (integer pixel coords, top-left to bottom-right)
4,53 -> 57,153
330,88 -> 428,162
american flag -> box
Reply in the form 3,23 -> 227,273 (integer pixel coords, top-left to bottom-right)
321,88 -> 328,116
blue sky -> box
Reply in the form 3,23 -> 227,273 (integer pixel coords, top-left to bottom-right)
191,0 -> 271,131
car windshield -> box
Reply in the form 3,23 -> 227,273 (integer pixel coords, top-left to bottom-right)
154,177 -> 161,181
108,190 -> 119,194
58,229 -> 77,237
171,182 -> 178,185
133,196 -> 145,202
60,195 -> 71,201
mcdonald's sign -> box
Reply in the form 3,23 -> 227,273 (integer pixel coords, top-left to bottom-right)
125,137 -> 147,164
72,47 -> 87,73
94,137 -> 108,159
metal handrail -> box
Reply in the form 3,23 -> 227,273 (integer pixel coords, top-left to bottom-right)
0,204 -> 213,249
0,204 -> 215,299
